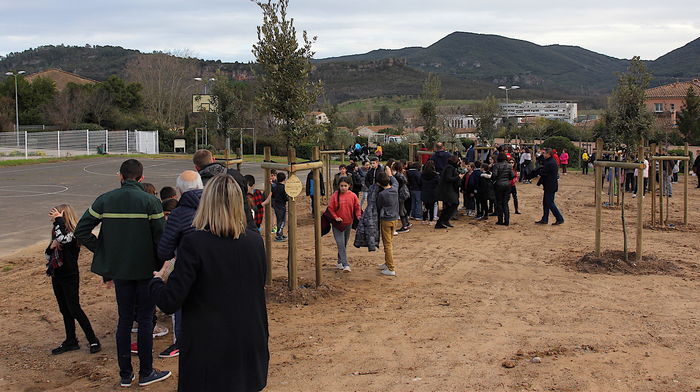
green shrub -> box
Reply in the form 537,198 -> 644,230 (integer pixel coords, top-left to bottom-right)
381,142 -> 408,161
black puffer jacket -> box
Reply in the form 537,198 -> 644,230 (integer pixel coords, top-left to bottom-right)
420,170 -> 440,204
438,162 -> 460,204
491,161 -> 514,189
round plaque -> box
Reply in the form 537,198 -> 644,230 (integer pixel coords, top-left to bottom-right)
284,174 -> 303,198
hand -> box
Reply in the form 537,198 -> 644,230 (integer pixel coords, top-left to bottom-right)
335,217 -> 343,222
48,208 -> 62,220
49,239 -> 60,249
153,261 -> 172,283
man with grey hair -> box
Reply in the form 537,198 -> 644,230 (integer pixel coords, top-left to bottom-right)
532,148 -> 564,225
155,170 -> 203,358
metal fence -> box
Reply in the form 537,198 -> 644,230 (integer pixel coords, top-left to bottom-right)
0,130 -> 160,158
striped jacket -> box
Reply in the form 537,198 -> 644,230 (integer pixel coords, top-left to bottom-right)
75,180 -> 165,280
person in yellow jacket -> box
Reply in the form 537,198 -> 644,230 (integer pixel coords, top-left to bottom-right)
581,151 -> 590,175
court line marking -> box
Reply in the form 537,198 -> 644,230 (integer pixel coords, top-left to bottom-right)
0,185 -> 69,198
82,160 -> 191,178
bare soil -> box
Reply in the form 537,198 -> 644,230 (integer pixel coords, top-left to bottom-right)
1,173 -> 700,391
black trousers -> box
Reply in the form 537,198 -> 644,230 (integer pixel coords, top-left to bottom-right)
477,197 -> 489,218
114,279 -> 155,379
582,162 -> 589,175
423,201 -> 436,221
52,275 -> 98,345
495,185 -> 511,224
438,202 -> 458,225
511,185 -> 519,212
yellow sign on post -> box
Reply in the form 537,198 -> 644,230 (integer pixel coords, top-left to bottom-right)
285,174 -> 303,199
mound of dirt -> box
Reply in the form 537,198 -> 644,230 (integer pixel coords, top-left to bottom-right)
574,251 -> 679,275
265,278 -> 345,305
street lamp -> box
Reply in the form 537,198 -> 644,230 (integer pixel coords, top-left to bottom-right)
498,85 -> 519,141
193,77 -> 216,146
5,70 -> 26,146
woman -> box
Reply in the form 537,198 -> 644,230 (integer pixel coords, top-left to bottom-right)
327,177 -> 362,272
435,156 -> 461,229
420,160 -> 440,224
150,174 -> 269,392
492,152 -> 515,226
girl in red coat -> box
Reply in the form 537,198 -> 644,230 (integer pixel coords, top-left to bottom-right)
328,177 -> 362,272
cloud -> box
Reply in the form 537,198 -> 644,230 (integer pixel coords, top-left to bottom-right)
0,0 -> 698,61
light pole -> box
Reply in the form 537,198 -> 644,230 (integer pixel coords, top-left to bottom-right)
498,85 -> 519,142
194,77 -> 216,146
5,70 -> 26,146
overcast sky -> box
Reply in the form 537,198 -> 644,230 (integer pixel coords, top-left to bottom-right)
1,1 -> 698,62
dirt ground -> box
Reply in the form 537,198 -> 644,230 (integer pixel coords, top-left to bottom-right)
1,172 -> 699,391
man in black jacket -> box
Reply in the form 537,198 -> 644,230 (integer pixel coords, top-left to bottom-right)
193,149 -> 256,229
533,148 -> 564,225
429,142 -> 452,173
365,157 -> 384,188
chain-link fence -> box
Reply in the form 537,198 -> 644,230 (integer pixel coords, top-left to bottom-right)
0,130 -> 160,159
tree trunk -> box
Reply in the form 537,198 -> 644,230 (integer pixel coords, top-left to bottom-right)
621,170 -> 629,262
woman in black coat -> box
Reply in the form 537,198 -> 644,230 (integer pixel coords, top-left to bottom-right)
491,152 -> 515,226
420,160 -> 440,222
436,156 -> 461,229
150,174 -> 269,392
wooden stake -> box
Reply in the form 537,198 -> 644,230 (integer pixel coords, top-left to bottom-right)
636,144 -> 644,263
594,139 -> 603,256
263,147 -> 272,286
659,156 -> 664,226
684,143 -> 689,225
650,143 -> 657,226
236,148 -> 242,171
287,148 -> 298,290
312,146 -> 322,287
225,135 -> 230,169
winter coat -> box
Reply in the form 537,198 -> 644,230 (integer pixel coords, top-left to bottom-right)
406,169 -> 422,191
465,147 -> 475,163
305,171 -> 325,197
75,180 -> 164,281
46,217 -> 80,278
438,163 -> 460,205
492,161 -> 514,190
354,183 -> 381,251
149,229 -> 268,392
157,189 -> 202,262
429,150 -> 452,173
394,172 -> 410,201
560,152 -> 569,165
536,156 -> 559,193
478,172 -> 495,201
420,170 -> 440,204
198,163 -> 256,229
467,168 -> 481,195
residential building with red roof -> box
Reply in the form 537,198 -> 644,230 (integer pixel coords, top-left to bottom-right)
645,79 -> 700,126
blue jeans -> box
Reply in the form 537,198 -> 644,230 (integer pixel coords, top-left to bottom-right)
410,190 -> 422,218
541,191 -> 564,223
114,279 -> 155,378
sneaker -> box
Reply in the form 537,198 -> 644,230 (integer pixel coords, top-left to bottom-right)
89,342 -> 102,354
158,343 -> 179,358
377,263 -> 387,270
434,223 -> 448,229
120,373 -> 135,388
138,369 -> 171,386
342,265 -> 351,272
381,269 -> 396,276
51,342 -> 80,355
393,231 -> 399,236
130,342 -> 138,354
445,222 -> 454,228
396,227 -> 410,233
406,223 -> 413,228
153,324 -> 168,338
274,236 -> 286,242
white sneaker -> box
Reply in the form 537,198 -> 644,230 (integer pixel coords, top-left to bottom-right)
152,324 -> 168,338
393,231 -> 399,236
381,269 -> 396,276
377,263 -> 387,270
336,263 -> 344,270
342,265 -> 351,272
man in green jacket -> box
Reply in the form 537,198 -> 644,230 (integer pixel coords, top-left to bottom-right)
75,159 -> 171,387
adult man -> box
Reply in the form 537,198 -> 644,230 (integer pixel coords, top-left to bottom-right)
532,148 -> 564,225
193,149 -> 255,229
75,159 -> 171,387
156,170 -> 203,358
465,144 -> 475,163
693,150 -> 700,188
429,142 -> 452,173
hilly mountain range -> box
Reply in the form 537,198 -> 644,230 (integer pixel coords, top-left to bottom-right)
1,32 -> 699,105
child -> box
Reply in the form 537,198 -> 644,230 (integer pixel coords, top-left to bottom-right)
142,183 -> 157,196
376,170 -> 400,276
468,161 -> 482,218
327,177 -> 362,272
272,172 -> 289,241
159,186 -> 177,202
162,198 -> 179,219
476,163 -> 492,220
463,162 -> 475,216
245,175 -> 271,231
333,164 -> 353,191
46,204 -> 101,355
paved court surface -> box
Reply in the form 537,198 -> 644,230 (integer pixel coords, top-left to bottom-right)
0,157 -> 270,256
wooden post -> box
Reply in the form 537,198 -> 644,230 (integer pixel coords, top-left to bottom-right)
287,148 -> 298,290
312,146 -> 322,287
617,167 -> 622,206
659,155 -> 664,226
636,145 -> 644,263
594,138 -> 603,256
225,135 -> 230,169
236,148 -> 242,171
684,143 -> 689,225
263,147 -> 272,286
650,143 -> 657,225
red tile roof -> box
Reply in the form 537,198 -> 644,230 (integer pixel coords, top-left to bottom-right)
645,80 -> 700,98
